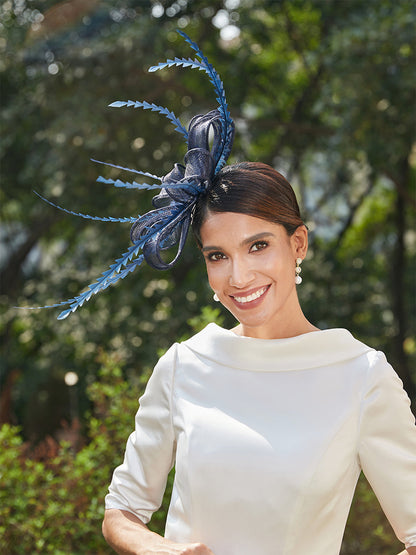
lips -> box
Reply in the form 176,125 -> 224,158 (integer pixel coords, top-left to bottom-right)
231,285 -> 269,305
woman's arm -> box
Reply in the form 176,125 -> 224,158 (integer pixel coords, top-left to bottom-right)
397,549 -> 416,555
358,355 -> 416,549
102,509 -> 215,555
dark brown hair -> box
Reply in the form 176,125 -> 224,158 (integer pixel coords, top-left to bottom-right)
192,162 -> 305,246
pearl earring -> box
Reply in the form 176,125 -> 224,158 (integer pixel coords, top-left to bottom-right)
213,293 -> 220,302
295,258 -> 302,285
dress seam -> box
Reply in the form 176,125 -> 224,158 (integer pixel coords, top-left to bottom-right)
356,351 -> 381,467
169,343 -> 178,452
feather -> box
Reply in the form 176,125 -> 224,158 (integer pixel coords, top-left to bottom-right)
34,192 -> 137,223
15,299 -> 77,311
109,100 -> 188,139
150,31 -> 233,171
148,56 -> 203,72
56,200 -> 188,318
91,159 -> 162,180
96,176 -> 163,190
177,30 -> 233,129
57,255 -> 145,320
96,176 -> 202,196
56,204 -> 181,319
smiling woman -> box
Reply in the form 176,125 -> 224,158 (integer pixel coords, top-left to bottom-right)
101,36 -> 416,555
103,160 -> 416,555
199,211 -> 315,339
193,162 -> 317,339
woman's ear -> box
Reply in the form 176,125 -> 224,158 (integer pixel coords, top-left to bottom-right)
291,225 -> 308,259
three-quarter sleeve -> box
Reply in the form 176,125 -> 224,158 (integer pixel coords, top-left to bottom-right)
358,351 -> 416,548
105,343 -> 177,524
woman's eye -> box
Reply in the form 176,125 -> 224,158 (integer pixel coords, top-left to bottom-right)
250,241 -> 268,252
207,252 -> 225,262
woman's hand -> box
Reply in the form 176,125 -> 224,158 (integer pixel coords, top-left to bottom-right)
142,542 -> 214,554
102,509 -> 215,555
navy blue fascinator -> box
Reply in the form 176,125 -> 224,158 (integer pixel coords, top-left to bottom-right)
31,31 -> 234,320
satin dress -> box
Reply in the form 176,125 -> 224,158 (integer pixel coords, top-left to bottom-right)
105,323 -> 416,554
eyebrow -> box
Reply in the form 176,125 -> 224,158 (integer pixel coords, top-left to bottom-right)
201,232 -> 275,253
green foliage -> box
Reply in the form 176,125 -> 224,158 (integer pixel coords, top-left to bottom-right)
185,305 -> 227,335
0,353 -> 142,554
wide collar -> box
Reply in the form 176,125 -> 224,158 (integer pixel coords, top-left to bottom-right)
182,323 -> 373,372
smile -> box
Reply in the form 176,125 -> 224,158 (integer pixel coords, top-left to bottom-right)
232,286 -> 269,304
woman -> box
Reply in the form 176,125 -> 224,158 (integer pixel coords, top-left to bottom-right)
102,162 -> 416,555
32,30 -> 412,554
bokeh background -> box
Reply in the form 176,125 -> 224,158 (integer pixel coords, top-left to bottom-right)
1,0 -> 415,553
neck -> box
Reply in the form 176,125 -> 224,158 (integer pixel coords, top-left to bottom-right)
233,319 -> 319,340
232,295 -> 319,340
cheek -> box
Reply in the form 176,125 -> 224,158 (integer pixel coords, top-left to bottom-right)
260,252 -> 284,273
262,252 -> 293,282
205,265 -> 221,290
205,261 -> 230,292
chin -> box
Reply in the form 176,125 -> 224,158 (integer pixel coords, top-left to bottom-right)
230,312 -> 269,330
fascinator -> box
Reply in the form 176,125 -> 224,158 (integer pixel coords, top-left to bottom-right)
31,31 -> 234,320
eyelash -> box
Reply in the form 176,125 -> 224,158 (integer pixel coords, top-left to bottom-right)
206,241 -> 269,262
207,252 -> 226,262
250,240 -> 268,252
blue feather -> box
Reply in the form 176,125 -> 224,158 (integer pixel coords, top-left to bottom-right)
56,200 -> 188,319
162,180 -> 204,195
109,100 -> 188,139
57,255 -> 145,320
148,57 -> 202,72
152,30 -> 233,172
96,176 -> 202,196
96,176 -> 163,190
56,208 -> 179,319
149,58 -> 206,73
15,298 -> 77,311
91,159 -> 162,181
179,31 -> 233,123
34,192 -> 137,223
56,244 -> 145,319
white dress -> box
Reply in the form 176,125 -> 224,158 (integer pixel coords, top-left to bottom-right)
105,323 -> 416,554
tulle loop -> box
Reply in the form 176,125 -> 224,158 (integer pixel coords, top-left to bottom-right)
129,108 -> 233,271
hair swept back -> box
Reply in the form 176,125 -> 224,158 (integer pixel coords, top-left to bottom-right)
192,161 -> 305,246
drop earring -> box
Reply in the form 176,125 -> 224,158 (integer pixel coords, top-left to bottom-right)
213,293 -> 220,302
295,258 -> 303,285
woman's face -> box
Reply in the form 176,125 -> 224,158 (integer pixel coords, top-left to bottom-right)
200,211 -> 308,339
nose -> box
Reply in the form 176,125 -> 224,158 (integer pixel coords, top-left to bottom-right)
229,256 -> 255,288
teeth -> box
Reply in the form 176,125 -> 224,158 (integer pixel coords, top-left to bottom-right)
234,286 -> 267,304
